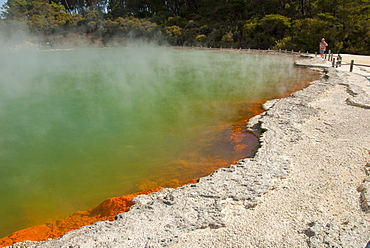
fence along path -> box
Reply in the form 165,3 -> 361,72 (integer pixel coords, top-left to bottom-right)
317,51 -> 370,73
177,46 -> 370,75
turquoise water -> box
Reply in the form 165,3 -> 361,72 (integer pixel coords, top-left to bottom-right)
0,47 -> 318,237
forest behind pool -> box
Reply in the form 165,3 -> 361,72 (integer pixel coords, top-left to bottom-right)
0,0 -> 369,54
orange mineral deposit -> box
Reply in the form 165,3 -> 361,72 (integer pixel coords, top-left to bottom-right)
0,187 -> 162,247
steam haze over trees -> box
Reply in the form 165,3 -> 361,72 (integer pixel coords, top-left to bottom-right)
0,0 -> 369,54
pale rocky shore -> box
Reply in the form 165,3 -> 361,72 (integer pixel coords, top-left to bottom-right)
11,55 -> 370,248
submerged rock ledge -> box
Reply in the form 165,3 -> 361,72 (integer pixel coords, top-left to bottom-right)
12,59 -> 370,247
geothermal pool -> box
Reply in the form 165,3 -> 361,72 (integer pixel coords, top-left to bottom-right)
0,47 -> 318,237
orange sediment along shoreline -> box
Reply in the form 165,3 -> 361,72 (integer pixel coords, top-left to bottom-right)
0,186 -> 160,247
0,187 -> 160,247
0,179 -> 197,247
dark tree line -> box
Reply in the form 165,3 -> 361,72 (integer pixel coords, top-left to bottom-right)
1,0 -> 369,54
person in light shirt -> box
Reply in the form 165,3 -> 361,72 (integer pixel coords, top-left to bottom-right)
319,38 -> 328,58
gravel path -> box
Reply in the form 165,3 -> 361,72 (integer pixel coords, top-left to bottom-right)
11,56 -> 370,248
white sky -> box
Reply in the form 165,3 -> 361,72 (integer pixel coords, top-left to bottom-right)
0,0 -> 6,6
0,0 -> 6,13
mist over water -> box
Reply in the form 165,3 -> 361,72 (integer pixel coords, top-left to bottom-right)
0,47 -> 318,237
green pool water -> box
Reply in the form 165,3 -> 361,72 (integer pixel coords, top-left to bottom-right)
0,47 -> 318,237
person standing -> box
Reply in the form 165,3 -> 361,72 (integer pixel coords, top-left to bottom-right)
319,38 -> 328,58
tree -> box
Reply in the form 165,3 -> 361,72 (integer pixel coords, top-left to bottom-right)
164,24 -> 182,44
0,0 -> 368,53
278,16 -> 344,52
2,0 -> 76,34
243,14 -> 291,49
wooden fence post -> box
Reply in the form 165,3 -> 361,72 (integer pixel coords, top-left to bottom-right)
350,60 -> 354,72
337,54 -> 342,67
